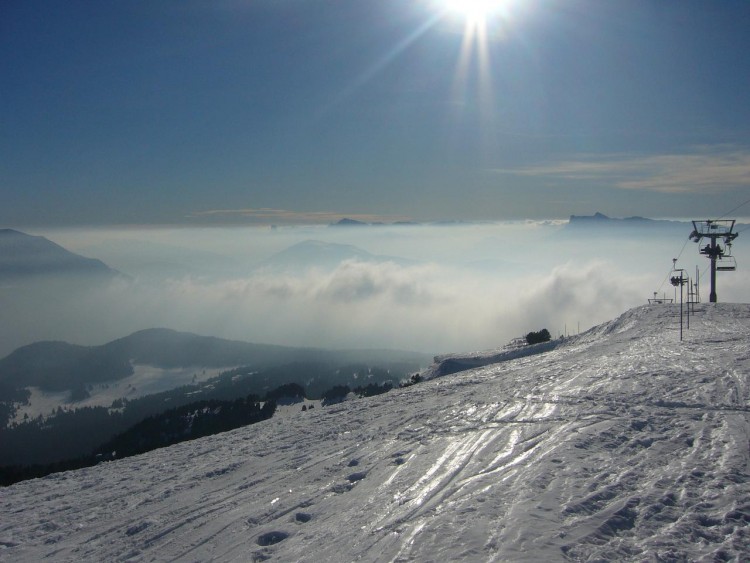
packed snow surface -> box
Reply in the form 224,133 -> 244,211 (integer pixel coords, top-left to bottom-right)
2,303 -> 750,561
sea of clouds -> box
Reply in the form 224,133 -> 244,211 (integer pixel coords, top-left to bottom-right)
2,221 -> 748,357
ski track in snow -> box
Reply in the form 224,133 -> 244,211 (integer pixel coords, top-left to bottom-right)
1,303 -> 750,561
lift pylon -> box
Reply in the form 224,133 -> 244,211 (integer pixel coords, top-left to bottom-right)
689,220 -> 739,303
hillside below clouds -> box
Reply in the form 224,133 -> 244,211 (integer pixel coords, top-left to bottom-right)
2,303 -> 749,561
0,328 -> 430,423
0,328 -> 428,392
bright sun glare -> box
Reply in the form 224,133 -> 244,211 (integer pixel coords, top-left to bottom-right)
436,0 -> 514,152
443,0 -> 503,24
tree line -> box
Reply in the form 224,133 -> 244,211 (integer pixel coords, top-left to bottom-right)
0,360 -> 423,486
0,394 -> 274,486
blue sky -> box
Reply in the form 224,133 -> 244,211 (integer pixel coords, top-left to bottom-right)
2,0 -> 750,226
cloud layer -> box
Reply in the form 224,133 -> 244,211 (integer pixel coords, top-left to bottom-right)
496,146 -> 750,194
2,223 -> 749,358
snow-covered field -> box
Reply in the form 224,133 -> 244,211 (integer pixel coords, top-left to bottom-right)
12,365 -> 230,424
2,303 -> 749,561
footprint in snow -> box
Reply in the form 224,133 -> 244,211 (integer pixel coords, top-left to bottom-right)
330,470 -> 367,494
256,531 -> 289,546
331,482 -> 354,494
347,471 -> 367,483
295,512 -> 312,523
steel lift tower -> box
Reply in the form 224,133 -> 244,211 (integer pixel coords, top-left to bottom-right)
689,219 -> 739,303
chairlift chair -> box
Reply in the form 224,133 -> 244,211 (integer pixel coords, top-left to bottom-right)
717,243 -> 738,271
717,255 -> 737,271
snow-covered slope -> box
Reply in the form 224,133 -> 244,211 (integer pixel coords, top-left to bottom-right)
2,304 -> 750,562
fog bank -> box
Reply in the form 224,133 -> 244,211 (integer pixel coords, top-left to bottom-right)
2,222 -> 747,357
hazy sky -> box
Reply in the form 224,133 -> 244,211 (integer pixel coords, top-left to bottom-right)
2,0 -> 750,227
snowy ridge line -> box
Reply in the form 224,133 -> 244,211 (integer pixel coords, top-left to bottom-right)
423,338 -> 561,379
1,303 -> 750,561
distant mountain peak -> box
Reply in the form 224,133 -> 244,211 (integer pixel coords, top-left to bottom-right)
566,213 -> 685,231
569,212 -> 658,223
256,239 -> 415,272
0,228 -> 120,279
1,228 -> 28,236
569,212 -> 611,222
330,218 -> 369,227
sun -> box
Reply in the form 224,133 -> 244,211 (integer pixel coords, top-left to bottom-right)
435,0 -> 514,151
442,0 -> 504,24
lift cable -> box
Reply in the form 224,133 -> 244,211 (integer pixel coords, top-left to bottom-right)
656,234 -> 692,294
714,195 -> 750,221
654,197 -> 746,298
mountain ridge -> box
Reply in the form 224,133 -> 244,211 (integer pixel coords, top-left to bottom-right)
0,229 -> 121,279
566,212 -> 688,228
0,327 -> 430,396
256,239 -> 417,272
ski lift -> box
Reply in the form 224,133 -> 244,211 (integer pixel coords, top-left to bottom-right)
717,257 -> 736,271
699,243 -> 724,258
717,244 -> 737,271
